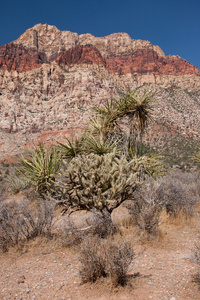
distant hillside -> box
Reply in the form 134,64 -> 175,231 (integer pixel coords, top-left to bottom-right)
0,23 -> 200,167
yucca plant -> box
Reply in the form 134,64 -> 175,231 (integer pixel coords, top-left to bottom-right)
57,137 -> 84,160
193,151 -> 200,164
93,98 -> 119,121
92,88 -> 157,158
19,143 -> 62,195
87,114 -> 117,142
83,134 -> 120,156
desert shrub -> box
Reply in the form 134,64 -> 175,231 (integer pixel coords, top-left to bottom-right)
79,236 -> 107,283
155,171 -> 197,217
79,235 -> 134,286
126,193 -> 161,238
54,149 -> 163,214
0,199 -> 55,252
6,174 -> 29,194
0,178 -> 9,202
132,169 -> 199,220
19,143 -> 62,195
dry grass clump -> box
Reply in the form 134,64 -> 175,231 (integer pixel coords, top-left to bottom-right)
0,199 -> 55,252
79,235 -> 134,286
6,174 -> 29,194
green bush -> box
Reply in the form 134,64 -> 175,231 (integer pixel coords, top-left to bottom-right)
54,149 -> 163,214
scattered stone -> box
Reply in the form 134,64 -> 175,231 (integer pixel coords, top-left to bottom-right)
17,275 -> 25,284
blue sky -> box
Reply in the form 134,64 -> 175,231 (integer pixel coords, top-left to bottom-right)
1,0 -> 200,69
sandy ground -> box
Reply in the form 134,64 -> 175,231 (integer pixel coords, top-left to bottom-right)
0,203 -> 200,300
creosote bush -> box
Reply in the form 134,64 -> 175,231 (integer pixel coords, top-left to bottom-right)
79,235 -> 134,286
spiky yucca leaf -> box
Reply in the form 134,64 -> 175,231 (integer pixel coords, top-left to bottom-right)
93,98 -> 119,119
87,114 -> 117,141
19,143 -> 62,194
57,137 -> 84,159
83,134 -> 120,155
115,88 -> 156,137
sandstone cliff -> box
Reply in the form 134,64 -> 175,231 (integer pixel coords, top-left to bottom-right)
0,23 -> 200,161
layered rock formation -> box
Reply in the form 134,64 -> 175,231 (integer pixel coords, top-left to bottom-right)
0,23 -> 200,160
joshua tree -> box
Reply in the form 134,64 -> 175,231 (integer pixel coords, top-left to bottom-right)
93,87 -> 156,157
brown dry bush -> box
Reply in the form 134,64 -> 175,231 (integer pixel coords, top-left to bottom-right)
132,169 -> 200,221
0,199 -> 55,252
79,235 -> 134,286
126,196 -> 161,239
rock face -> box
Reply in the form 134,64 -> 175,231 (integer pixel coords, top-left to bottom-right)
0,43 -> 42,72
0,23 -> 200,160
56,45 -> 106,67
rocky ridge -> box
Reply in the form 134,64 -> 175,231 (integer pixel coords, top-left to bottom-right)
0,23 -> 200,161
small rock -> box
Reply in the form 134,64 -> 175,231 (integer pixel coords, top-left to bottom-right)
148,281 -> 154,285
17,275 -> 25,284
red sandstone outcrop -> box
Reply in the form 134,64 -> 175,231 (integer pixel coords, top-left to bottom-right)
105,49 -> 200,76
56,45 -> 106,67
0,43 -> 42,72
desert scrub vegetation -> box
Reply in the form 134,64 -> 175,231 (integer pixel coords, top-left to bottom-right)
0,199 -> 55,252
52,149 -> 163,217
79,235 -> 134,286
57,137 -> 84,159
3,86 -> 200,292
6,174 -> 30,194
131,168 -> 200,220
